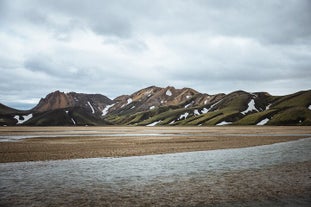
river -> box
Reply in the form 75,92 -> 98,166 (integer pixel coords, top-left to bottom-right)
0,138 -> 310,206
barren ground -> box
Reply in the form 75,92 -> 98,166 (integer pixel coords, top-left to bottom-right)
1,126 -> 311,163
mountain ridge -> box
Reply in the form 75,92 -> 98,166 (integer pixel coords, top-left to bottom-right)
1,86 -> 311,126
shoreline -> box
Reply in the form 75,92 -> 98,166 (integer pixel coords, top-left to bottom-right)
1,126 -> 311,163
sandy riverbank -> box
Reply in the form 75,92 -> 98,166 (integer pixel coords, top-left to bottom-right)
1,126 -> 311,163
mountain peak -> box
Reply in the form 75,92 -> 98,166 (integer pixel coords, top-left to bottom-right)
33,90 -> 112,113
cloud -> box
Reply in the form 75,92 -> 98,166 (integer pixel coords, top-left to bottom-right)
0,0 -> 310,109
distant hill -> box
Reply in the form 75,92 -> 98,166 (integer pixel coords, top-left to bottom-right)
1,87 -> 310,126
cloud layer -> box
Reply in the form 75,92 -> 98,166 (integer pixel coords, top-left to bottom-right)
1,0 -> 310,109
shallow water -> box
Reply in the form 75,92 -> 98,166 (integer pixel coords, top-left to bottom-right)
0,138 -> 310,206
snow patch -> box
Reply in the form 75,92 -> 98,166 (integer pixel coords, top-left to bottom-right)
127,98 -> 133,104
186,95 -> 191,99
194,109 -> 200,116
87,101 -> 95,114
204,100 -> 208,105
179,112 -> 189,120
256,118 -> 269,125
131,106 -> 135,109
14,114 -> 33,124
146,120 -> 161,126
102,104 -> 115,116
308,105 -> 311,110
160,100 -> 164,104
201,108 -> 209,114
184,102 -> 193,108
150,106 -> 155,110
65,110 -> 69,114
71,118 -> 76,125
166,89 -> 172,96
211,100 -> 222,108
266,104 -> 272,110
169,120 -> 175,125
241,99 -> 258,115
216,121 -> 232,126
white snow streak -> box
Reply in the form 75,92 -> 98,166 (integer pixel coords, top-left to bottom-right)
14,114 -> 33,124
241,99 -> 258,115
186,95 -> 191,99
169,120 -> 175,125
87,101 -> 95,114
71,118 -> 76,125
150,106 -> 155,110
184,102 -> 193,108
207,99 -> 222,111
308,105 -> 311,110
179,112 -> 189,119
216,121 -> 232,126
166,90 -> 172,96
147,120 -> 162,126
256,118 -> 269,125
266,104 -> 272,110
102,104 -> 115,116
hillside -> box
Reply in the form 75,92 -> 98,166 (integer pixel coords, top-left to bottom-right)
1,87 -> 310,126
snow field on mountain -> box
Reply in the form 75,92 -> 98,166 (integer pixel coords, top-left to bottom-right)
166,89 -> 172,96
147,120 -> 162,126
179,112 -> 189,120
14,114 -> 33,124
256,118 -> 269,125
194,109 -> 200,116
102,104 -> 115,116
216,121 -> 232,126
241,99 -> 258,115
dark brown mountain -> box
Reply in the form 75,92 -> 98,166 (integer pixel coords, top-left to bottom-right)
33,90 -> 113,115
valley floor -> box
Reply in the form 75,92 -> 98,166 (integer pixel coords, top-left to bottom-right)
1,126 -> 311,163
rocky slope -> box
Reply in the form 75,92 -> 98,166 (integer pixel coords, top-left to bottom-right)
1,87 -> 310,126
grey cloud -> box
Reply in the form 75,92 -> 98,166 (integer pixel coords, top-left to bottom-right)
0,0 -> 310,109
31,0 -> 136,38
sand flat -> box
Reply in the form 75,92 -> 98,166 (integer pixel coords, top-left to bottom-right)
1,126 -> 311,163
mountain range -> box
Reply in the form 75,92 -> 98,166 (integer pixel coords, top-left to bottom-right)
1,86 -> 311,126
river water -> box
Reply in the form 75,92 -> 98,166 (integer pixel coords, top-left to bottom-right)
0,138 -> 310,206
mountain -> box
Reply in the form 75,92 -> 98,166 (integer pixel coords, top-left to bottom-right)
1,87 -> 311,126
0,91 -> 113,126
33,90 -> 113,114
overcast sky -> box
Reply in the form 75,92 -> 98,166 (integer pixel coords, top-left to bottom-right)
1,0 -> 310,109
